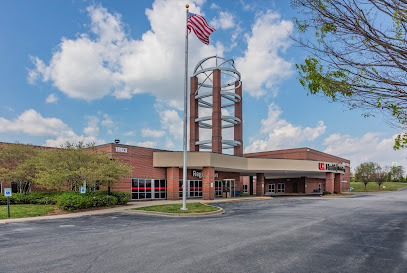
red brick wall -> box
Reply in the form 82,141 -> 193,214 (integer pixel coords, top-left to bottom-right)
244,148 -> 351,191
265,178 -> 306,194
96,144 -> 167,193
202,167 -> 215,200
212,69 -> 222,153
241,176 -> 257,194
334,173 -> 342,194
256,173 -> 265,196
326,173 -> 334,193
166,167 -> 179,200
234,80 -> 243,156
304,178 -> 325,193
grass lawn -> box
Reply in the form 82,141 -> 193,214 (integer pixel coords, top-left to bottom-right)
350,182 -> 407,192
133,203 -> 219,213
0,204 -> 56,219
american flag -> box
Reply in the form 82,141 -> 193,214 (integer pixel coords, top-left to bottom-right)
187,12 -> 215,45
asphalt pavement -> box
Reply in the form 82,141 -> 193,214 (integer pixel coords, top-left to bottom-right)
0,190 -> 406,273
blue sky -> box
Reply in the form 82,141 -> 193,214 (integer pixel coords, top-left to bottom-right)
0,0 -> 405,169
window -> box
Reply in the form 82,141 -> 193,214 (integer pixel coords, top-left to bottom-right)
132,179 -> 166,200
180,180 -> 202,198
11,182 -> 18,193
189,180 -> 202,197
215,180 -> 223,196
268,184 -> 275,193
277,183 -> 285,193
243,184 -> 248,193
154,180 -> 166,199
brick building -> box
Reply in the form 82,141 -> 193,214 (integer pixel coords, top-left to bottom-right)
0,56 -> 350,199
92,143 -> 349,201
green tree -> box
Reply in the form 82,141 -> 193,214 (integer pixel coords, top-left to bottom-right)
375,166 -> 388,190
387,165 -> 405,182
0,143 -> 39,193
97,157 -> 132,195
291,0 -> 407,149
34,141 -> 131,191
355,162 -> 379,191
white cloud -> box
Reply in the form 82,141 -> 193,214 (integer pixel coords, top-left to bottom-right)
244,103 -> 326,153
142,128 -> 166,138
0,109 -> 69,136
210,12 -> 235,30
240,0 -> 253,11
28,1 -> 223,106
44,132 -> 105,147
0,109 -> 105,147
323,133 -> 407,170
4,106 -> 15,112
125,140 -> 157,148
100,113 -> 114,127
123,131 -> 135,136
210,3 -> 220,9
159,109 -> 183,140
165,137 -> 175,149
45,93 -> 58,103
235,10 -> 294,97
83,116 -> 99,137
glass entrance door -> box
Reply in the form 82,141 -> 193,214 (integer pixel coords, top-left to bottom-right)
215,179 -> 235,198
179,180 -> 203,198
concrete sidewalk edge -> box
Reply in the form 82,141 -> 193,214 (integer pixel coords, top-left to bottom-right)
0,196 -> 268,224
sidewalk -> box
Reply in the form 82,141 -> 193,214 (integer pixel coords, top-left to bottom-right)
0,196 -> 271,224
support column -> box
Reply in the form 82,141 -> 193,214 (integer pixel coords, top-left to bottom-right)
202,167 -> 215,200
326,173 -> 334,193
256,173 -> 265,196
334,173 -> 342,194
212,69 -> 222,153
234,81 -> 243,156
249,176 -> 254,195
190,76 -> 199,151
166,167 -> 180,200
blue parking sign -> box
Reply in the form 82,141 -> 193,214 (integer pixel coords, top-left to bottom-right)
4,188 -> 12,197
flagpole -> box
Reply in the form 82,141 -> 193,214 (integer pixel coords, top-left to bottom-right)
181,4 -> 189,211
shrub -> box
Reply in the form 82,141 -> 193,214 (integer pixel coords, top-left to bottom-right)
323,191 -> 331,195
56,192 -> 117,212
333,191 -> 338,194
89,190 -> 130,205
1,190 -> 125,211
110,191 -> 130,205
0,192 -> 61,205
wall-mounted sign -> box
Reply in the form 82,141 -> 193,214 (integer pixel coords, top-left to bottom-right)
4,188 -> 12,197
192,170 -> 218,178
115,147 -> 127,153
319,163 -> 345,172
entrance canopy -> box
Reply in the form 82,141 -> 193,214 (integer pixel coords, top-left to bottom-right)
153,151 -> 345,178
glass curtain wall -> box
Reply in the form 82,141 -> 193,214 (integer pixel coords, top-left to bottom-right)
131,178 -> 166,200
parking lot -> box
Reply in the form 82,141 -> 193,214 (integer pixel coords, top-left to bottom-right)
1,190 -> 407,273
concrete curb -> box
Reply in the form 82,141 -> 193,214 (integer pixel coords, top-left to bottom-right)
0,207 -> 126,224
0,196 -> 271,224
201,197 -> 272,203
126,205 -> 225,217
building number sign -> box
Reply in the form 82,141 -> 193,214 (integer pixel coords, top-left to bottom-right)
115,147 -> 127,153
